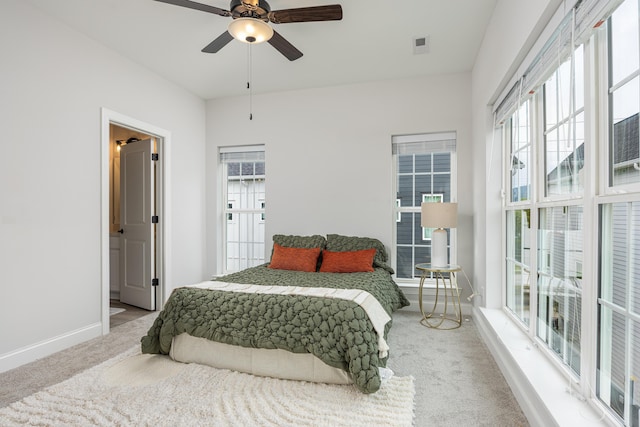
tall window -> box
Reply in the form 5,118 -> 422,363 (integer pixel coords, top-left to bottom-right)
219,146 -> 265,273
498,0 -> 640,424
392,132 -> 456,280
597,0 -> 640,422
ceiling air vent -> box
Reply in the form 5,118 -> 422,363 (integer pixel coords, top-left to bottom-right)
413,35 -> 430,55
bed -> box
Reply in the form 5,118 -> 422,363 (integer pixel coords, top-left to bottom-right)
141,234 -> 409,393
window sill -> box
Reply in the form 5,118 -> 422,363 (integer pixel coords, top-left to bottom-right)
474,307 -> 619,427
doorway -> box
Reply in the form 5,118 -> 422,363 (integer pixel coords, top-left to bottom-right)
101,108 -> 171,334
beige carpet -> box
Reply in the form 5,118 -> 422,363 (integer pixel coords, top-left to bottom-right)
0,347 -> 415,427
0,310 -> 529,426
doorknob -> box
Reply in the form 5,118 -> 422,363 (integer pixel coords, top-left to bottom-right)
118,229 -> 124,234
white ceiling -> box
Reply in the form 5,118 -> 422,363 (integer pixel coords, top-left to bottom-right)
25,0 -> 497,100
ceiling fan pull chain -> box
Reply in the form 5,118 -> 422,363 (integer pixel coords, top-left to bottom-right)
247,43 -> 253,120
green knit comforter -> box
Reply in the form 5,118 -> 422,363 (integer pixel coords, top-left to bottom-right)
141,265 -> 409,393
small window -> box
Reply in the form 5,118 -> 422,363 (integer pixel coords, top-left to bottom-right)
392,132 -> 456,280
220,146 -> 266,273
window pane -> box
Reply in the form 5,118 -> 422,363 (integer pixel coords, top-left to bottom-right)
396,246 -> 414,279
610,0 -> 639,86
506,209 -> 532,324
433,153 -> 451,173
509,101 -> 532,202
433,175 -> 451,201
415,175 -> 431,206
598,201 -> 640,424
225,212 -> 265,272
398,175 -> 413,207
543,46 -> 584,197
597,306 -> 627,420
609,0 -> 640,188
397,212 -> 413,245
398,155 -> 413,174
537,206 -> 583,375
415,154 -> 431,173
611,78 -> 640,186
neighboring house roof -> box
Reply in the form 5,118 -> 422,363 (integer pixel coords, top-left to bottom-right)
547,142 -> 585,183
545,112 -> 639,182
613,113 -> 639,165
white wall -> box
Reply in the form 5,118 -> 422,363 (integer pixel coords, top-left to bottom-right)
471,0 -> 562,308
206,73 -> 474,294
0,1 -> 206,367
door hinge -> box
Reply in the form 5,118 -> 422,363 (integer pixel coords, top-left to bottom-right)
152,215 -> 159,224
151,153 -> 159,161
152,278 -> 159,287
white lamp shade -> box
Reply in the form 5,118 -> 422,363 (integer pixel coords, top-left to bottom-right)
421,202 -> 458,229
228,18 -> 274,44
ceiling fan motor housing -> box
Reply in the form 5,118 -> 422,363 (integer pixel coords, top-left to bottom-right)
230,0 -> 271,22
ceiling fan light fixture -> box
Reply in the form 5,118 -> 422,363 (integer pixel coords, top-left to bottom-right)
228,18 -> 274,44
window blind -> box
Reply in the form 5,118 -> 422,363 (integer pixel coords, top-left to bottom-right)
219,145 -> 265,163
493,0 -> 625,127
392,132 -> 456,155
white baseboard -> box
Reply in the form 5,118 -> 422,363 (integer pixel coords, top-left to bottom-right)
0,322 -> 103,374
473,307 -> 617,427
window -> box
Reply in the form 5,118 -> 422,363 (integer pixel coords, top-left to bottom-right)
596,1 -> 640,423
501,32 -> 586,380
219,146 -> 265,273
392,132 -> 456,280
497,0 -> 640,424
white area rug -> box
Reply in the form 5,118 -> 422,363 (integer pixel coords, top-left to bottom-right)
0,347 -> 415,426
109,307 -> 125,316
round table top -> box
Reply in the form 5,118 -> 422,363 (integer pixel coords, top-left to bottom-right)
415,263 -> 461,273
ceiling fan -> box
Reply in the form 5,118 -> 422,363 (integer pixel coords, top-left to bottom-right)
155,0 -> 343,61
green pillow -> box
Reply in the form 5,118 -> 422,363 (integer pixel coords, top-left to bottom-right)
272,234 -> 327,249
325,234 -> 392,273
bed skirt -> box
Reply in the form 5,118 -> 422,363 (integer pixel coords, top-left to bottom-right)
170,333 -> 353,385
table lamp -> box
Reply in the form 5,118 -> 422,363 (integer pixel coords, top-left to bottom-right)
421,202 -> 458,267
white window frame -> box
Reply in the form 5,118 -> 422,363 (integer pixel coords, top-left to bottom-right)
391,132 -> 457,286
594,2 -> 640,423
219,145 -> 266,275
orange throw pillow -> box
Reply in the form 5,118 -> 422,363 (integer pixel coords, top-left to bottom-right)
319,248 -> 376,273
268,244 -> 321,272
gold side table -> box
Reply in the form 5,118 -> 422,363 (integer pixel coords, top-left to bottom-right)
416,263 -> 462,330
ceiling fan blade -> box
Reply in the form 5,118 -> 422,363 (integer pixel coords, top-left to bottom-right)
268,30 -> 303,61
202,31 -> 234,53
268,5 -> 342,24
154,0 -> 230,17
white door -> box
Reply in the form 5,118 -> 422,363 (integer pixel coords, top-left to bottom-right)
119,139 -> 156,310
